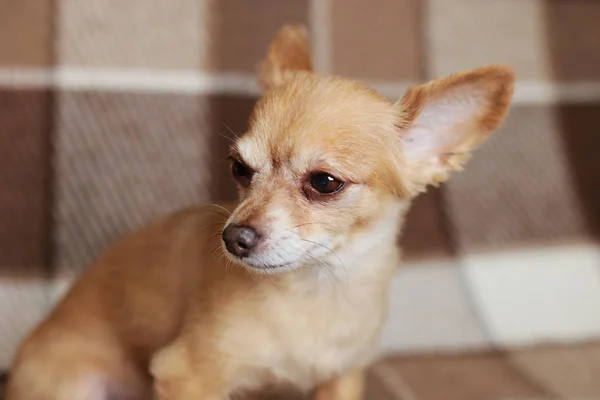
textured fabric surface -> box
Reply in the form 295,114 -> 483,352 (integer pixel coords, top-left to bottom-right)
1,0 -> 600,397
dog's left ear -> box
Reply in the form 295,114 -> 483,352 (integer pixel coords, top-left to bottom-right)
396,65 -> 516,194
259,25 -> 314,90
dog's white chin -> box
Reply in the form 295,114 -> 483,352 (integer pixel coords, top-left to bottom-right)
239,259 -> 302,275
246,261 -> 300,274
221,250 -> 301,275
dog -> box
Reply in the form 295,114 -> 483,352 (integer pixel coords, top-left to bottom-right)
6,25 -> 515,400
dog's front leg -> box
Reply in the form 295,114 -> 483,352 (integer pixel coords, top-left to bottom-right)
313,369 -> 365,400
151,341 -> 229,400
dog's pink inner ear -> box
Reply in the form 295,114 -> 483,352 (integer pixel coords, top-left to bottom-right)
396,65 -> 516,191
259,25 -> 313,90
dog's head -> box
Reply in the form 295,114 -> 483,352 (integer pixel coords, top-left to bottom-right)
221,25 -> 515,273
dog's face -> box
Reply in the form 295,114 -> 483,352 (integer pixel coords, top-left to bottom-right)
221,25 -> 515,273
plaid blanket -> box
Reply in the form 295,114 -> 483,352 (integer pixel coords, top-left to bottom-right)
2,0 -> 600,398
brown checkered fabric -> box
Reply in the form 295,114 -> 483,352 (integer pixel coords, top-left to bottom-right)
2,1 -> 600,398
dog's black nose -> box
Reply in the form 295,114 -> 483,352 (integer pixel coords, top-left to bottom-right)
222,224 -> 261,258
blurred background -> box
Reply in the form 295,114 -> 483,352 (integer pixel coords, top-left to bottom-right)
1,0 -> 600,398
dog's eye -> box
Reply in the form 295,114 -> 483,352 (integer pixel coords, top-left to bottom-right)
231,159 -> 253,184
309,173 -> 344,195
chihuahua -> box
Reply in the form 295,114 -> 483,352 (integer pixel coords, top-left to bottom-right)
7,25 -> 515,400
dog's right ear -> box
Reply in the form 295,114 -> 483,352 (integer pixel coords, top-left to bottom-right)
394,65 -> 516,194
259,25 -> 314,90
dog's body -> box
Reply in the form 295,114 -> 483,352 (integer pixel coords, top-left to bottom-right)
9,203 -> 401,399
7,25 -> 515,400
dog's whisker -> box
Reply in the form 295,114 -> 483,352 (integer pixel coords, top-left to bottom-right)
196,209 -> 231,220
212,245 -> 225,257
247,267 -> 262,283
196,222 -> 227,238
207,232 -> 223,242
288,243 -> 339,289
289,221 -> 335,230
220,121 -> 241,140
208,204 -> 232,217
206,232 -> 225,250
216,130 -> 236,144
224,256 -> 233,275
311,251 -> 345,291
298,238 -> 348,287
282,230 -> 347,288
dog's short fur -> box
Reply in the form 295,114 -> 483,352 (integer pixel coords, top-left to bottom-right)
7,25 -> 515,400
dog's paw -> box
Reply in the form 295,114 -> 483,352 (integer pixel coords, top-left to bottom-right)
151,343 -> 227,400
151,345 -> 195,400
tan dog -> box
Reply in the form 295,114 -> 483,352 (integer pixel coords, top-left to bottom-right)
7,25 -> 515,400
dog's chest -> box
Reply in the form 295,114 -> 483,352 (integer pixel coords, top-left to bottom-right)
230,282 -> 387,390
281,296 -> 381,380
